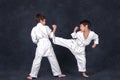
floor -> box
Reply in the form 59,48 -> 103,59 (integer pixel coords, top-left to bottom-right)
0,67 -> 120,80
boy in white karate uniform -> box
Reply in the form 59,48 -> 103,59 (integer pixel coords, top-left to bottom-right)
27,13 -> 65,80
52,20 -> 99,77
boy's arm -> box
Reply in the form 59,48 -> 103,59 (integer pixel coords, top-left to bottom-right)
31,28 -> 38,44
71,26 -> 79,38
48,24 -> 57,39
92,32 -> 99,48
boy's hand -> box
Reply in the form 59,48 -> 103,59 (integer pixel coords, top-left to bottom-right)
52,24 -> 57,33
92,44 -> 97,48
74,26 -> 79,32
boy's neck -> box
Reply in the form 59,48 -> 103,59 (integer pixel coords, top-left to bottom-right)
84,29 -> 90,33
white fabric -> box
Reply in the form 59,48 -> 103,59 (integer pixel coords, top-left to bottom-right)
29,23 -> 61,78
52,30 -> 99,72
71,31 -> 99,46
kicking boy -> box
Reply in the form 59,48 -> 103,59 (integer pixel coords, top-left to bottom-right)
52,20 -> 99,77
27,13 -> 65,80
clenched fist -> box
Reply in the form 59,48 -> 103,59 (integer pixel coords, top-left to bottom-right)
52,24 -> 57,33
74,26 -> 79,32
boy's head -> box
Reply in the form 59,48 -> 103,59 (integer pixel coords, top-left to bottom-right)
79,20 -> 91,31
35,13 -> 46,25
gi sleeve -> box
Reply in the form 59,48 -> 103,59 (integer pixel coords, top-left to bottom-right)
71,32 -> 77,38
93,32 -> 99,44
46,26 -> 54,39
31,28 -> 38,44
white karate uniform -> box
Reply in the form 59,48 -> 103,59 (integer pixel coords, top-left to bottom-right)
52,31 -> 99,72
29,23 -> 62,78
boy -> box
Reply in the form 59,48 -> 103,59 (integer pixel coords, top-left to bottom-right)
52,20 -> 99,77
27,13 -> 65,80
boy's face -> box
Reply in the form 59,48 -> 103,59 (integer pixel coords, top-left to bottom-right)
80,24 -> 86,32
40,19 -> 46,25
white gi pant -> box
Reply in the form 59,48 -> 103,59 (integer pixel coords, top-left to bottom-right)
53,37 -> 86,72
29,38 -> 62,78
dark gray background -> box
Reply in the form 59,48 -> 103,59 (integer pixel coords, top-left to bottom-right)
0,0 -> 120,79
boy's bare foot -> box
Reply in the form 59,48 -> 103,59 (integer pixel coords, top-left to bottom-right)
27,76 -> 32,80
27,76 -> 36,80
82,72 -> 89,78
56,74 -> 66,78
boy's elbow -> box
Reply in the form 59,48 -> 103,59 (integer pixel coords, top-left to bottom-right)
94,41 -> 99,45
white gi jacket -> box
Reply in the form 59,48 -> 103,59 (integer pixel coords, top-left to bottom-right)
31,23 -> 53,56
71,31 -> 99,53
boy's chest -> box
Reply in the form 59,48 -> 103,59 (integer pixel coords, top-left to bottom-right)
78,32 -> 94,41
83,33 -> 89,39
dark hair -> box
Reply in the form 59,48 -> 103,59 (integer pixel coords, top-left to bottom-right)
80,20 -> 91,29
35,13 -> 46,23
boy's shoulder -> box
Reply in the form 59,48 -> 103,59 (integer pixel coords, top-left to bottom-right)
90,30 -> 97,34
32,26 -> 38,31
44,25 -> 51,30
33,26 -> 37,28
77,31 -> 83,34
90,31 -> 98,36
44,25 -> 49,28
90,30 -> 94,33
